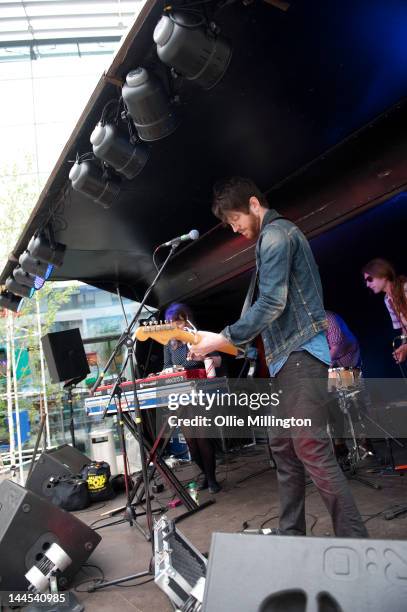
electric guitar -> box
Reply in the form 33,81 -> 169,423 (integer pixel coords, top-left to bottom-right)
134,323 -> 241,356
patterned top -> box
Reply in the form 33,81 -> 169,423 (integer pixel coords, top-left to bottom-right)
326,311 -> 360,368
384,282 -> 407,333
163,341 -> 203,370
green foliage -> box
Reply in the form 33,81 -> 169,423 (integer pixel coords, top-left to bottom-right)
0,156 -> 76,443
0,156 -> 42,272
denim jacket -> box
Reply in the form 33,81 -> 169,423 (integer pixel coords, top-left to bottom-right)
221,208 -> 328,366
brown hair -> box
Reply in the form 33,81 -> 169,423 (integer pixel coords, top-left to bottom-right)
362,258 -> 407,327
212,177 -> 269,221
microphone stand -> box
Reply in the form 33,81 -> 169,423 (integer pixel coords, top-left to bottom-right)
64,374 -> 86,448
98,370 -> 157,539
91,244 -> 179,591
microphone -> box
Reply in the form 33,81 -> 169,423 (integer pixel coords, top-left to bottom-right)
395,335 -> 407,341
160,229 -> 199,247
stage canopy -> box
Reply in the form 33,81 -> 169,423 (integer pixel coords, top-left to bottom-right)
2,0 -> 407,310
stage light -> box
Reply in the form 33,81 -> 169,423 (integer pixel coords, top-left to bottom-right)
19,250 -> 54,279
13,266 -> 47,291
5,278 -> 35,299
122,67 -> 179,142
69,160 -> 120,209
154,12 -> 232,90
0,291 -> 24,313
13,266 -> 37,288
27,234 -> 65,267
90,123 -> 149,180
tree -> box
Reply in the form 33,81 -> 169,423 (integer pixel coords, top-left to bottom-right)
0,158 -> 74,448
0,156 -> 41,273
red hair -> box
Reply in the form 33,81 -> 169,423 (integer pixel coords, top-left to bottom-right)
362,258 -> 407,328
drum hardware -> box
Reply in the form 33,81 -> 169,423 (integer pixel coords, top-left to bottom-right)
329,367 -> 405,477
328,366 -> 362,393
329,371 -> 381,490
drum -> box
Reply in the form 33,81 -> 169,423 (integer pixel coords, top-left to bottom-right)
328,367 -> 361,392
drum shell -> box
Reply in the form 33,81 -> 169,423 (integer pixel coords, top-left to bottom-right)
328,367 -> 361,392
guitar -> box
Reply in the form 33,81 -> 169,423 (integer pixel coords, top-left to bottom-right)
134,323 -> 241,356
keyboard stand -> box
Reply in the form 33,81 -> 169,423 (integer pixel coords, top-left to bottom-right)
118,413 -> 214,519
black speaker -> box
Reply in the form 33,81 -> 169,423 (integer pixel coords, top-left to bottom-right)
25,445 -> 91,499
203,533 -> 407,611
0,479 -> 101,594
41,328 -> 90,383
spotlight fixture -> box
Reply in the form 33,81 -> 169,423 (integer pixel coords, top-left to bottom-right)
5,278 -> 35,299
69,160 -> 120,209
19,250 -> 54,279
153,12 -> 232,90
90,123 -> 149,180
13,266 -> 36,287
0,291 -> 23,313
28,234 -> 65,267
122,67 -> 180,142
13,266 -> 47,290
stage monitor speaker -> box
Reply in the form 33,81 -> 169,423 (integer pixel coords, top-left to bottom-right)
202,533 -> 407,612
25,445 -> 91,499
0,479 -> 101,594
41,328 -> 90,383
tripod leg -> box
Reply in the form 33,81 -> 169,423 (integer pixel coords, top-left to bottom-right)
26,414 -> 46,481
91,569 -> 151,591
347,473 -> 381,490
336,391 -> 382,490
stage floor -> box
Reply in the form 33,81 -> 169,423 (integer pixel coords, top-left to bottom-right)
71,444 -> 407,611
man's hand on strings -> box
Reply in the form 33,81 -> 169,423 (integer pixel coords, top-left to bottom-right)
189,331 -> 227,359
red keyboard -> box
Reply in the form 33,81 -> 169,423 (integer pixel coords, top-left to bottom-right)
92,369 -> 207,396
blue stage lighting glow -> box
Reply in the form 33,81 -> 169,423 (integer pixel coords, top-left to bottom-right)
45,264 -> 54,280
34,276 -> 45,290
32,265 -> 53,290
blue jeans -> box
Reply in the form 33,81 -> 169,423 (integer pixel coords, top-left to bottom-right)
269,352 -> 368,537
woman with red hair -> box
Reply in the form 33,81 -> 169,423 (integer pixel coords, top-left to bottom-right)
362,258 -> 407,364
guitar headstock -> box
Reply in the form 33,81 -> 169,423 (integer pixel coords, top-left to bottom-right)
134,323 -> 195,346
134,323 -> 240,356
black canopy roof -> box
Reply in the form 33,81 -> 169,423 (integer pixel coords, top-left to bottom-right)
2,0 -> 407,309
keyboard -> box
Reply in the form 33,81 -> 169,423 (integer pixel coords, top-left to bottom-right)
85,371 -> 225,417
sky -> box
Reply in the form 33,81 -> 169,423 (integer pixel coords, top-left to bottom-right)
0,50 -> 116,271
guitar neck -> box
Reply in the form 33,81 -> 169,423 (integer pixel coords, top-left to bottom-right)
135,325 -> 240,356
191,332 -> 239,357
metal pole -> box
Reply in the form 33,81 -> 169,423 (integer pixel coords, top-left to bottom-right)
36,294 -> 50,448
10,316 -> 24,485
6,311 -> 15,468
